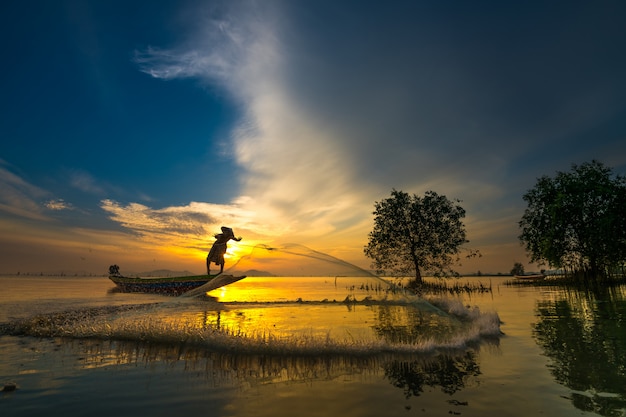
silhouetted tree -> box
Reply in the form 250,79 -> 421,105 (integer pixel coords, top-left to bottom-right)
364,189 -> 473,284
518,161 -> 626,280
510,262 -> 525,276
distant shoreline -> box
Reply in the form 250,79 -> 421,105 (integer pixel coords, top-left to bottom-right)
0,271 -> 518,278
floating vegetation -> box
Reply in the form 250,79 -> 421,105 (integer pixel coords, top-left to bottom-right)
395,278 -> 493,296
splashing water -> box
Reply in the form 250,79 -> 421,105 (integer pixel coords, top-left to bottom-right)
1,244 -> 501,355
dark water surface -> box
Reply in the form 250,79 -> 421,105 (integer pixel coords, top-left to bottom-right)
1,275 -> 624,416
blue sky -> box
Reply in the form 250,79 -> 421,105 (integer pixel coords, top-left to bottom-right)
1,0 -> 625,275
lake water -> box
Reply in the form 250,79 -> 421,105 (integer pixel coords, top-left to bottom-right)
1,275 -> 624,416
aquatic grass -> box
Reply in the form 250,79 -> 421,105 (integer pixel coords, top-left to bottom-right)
414,279 -> 493,296
0,304 -> 152,338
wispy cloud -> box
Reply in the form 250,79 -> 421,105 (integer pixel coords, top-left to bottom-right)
101,199 -> 213,236
134,2 -> 280,92
99,198 -> 282,243
0,162 -> 50,220
44,199 -> 74,211
69,169 -> 106,195
133,2 -> 372,246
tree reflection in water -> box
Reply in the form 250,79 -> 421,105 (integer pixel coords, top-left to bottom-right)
369,301 -> 487,401
45,337 -> 483,399
371,304 -> 465,345
384,351 -> 480,399
533,286 -> 626,416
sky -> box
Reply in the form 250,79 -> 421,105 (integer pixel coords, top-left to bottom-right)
1,0 -> 625,276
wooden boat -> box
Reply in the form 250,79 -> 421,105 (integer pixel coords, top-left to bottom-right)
107,264 -> 246,295
109,274 -> 216,295
514,274 -> 545,281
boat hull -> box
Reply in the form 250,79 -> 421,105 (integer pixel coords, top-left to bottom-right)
514,274 -> 545,281
109,275 -> 215,295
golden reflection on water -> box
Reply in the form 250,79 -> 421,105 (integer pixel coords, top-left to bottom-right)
203,276 -> 432,305
202,277 -> 467,345
182,304 -> 384,343
0,276 -> 506,417
160,301 -> 465,348
52,276 -> 471,353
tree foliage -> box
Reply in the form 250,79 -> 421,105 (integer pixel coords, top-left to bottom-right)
518,160 -> 626,279
510,262 -> 525,276
364,189 -> 471,283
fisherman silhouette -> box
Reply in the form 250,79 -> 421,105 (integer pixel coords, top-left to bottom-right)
206,227 -> 242,275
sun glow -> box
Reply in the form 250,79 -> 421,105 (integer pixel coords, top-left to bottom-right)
223,240 -> 244,260
222,240 -> 265,266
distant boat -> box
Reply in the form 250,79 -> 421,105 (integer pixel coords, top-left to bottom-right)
107,265 -> 245,295
514,274 -> 545,281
